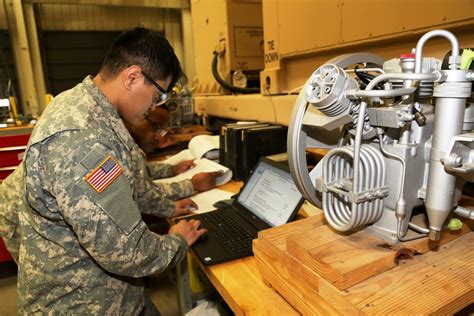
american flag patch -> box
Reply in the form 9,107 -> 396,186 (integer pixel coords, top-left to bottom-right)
85,156 -> 123,193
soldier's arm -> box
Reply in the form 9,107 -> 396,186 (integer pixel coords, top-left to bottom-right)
145,160 -> 195,200
146,161 -> 173,179
40,135 -> 188,277
151,181 -> 194,200
138,162 -> 194,214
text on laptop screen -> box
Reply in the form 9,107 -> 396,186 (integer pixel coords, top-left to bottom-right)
236,161 -> 302,227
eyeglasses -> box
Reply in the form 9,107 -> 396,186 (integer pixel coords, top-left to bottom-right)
141,71 -> 169,107
147,119 -> 169,137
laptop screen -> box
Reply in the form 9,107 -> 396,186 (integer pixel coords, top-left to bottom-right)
236,159 -> 303,227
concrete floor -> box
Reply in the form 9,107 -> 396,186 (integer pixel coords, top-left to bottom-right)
0,267 -> 180,316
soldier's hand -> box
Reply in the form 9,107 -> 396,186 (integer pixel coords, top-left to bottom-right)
173,198 -> 198,217
156,129 -> 175,149
172,159 -> 196,175
169,219 -> 207,246
191,171 -> 224,192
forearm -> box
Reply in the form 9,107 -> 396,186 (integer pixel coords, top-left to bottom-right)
155,179 -> 194,200
146,161 -> 174,179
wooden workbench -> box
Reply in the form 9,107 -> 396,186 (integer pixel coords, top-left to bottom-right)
179,181 -> 298,315
183,182 -> 474,315
253,209 -> 474,315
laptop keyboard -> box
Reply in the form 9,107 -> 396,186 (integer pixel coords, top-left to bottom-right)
199,208 -> 256,254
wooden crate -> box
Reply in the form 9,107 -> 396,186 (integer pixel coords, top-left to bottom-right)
253,214 -> 474,315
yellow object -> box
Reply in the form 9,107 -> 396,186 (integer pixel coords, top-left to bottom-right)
447,218 -> 463,231
186,254 -> 212,293
45,94 -> 54,106
8,96 -> 18,119
461,49 -> 474,70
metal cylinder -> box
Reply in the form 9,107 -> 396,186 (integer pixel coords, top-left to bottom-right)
425,95 -> 465,239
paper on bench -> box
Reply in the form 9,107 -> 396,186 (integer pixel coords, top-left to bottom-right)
189,189 -> 234,214
154,158 -> 232,186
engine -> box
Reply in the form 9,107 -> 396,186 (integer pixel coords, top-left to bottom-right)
288,30 -> 474,243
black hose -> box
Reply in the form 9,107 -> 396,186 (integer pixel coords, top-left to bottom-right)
212,51 -> 260,94
354,67 -> 384,90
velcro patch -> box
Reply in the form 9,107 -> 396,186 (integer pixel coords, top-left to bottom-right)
84,155 -> 123,193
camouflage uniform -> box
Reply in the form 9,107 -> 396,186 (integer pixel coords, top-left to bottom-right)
147,161 -> 174,179
145,161 -> 194,201
19,76 -> 188,314
0,120 -> 194,270
0,167 -> 23,263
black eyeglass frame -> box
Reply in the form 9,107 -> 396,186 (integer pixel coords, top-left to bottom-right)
141,71 -> 170,106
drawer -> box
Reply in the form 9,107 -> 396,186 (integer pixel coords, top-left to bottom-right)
0,166 -> 16,181
0,133 -> 31,147
0,146 -> 26,167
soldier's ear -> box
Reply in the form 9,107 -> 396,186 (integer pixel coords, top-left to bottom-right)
122,65 -> 141,91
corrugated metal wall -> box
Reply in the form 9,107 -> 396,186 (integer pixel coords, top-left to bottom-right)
0,1 -> 188,114
2,3 -> 175,34
33,3 -> 185,96
0,30 -> 17,98
37,4 -> 165,31
35,3 -> 184,63
41,31 -> 121,95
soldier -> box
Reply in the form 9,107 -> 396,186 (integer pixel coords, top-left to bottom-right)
0,167 -> 22,263
0,103 -> 218,271
126,106 -> 222,202
18,27 -> 206,314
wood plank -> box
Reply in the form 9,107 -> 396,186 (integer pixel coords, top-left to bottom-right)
285,215 -> 473,290
253,240 -> 348,315
341,233 -> 474,314
199,255 -> 299,316
255,214 -> 474,315
254,237 -> 363,315
257,214 -> 326,245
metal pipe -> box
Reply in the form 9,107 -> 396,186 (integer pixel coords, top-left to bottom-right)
453,206 -> 474,220
415,30 -> 460,73
352,101 -> 367,194
378,135 -> 406,214
23,2 -> 47,112
397,221 -> 428,241
366,73 -> 439,91
351,87 -> 416,98
346,68 -> 385,74
408,222 -> 430,234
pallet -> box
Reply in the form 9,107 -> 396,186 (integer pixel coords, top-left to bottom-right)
253,214 -> 474,315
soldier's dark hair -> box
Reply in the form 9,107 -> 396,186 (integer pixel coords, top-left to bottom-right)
100,27 -> 184,90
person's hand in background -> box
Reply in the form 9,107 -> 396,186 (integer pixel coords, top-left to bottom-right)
191,171 -> 224,192
172,159 -> 196,175
155,128 -> 175,148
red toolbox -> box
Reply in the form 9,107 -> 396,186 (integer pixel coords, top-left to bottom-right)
0,129 -> 32,181
0,238 -> 13,262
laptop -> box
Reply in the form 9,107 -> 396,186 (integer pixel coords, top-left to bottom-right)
186,157 -> 304,265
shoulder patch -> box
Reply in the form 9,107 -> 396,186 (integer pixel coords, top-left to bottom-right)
84,155 -> 123,193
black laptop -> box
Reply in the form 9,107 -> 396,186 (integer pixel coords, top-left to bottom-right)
186,157 -> 304,265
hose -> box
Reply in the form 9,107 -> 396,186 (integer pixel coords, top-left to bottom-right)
211,51 -> 260,94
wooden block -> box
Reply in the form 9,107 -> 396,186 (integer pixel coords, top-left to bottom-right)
257,214 -> 326,246
342,233 -> 474,314
254,215 -> 474,315
253,240 -> 348,315
285,216 -> 473,290
254,216 -> 363,315
287,228 -> 397,290
254,237 -> 320,294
